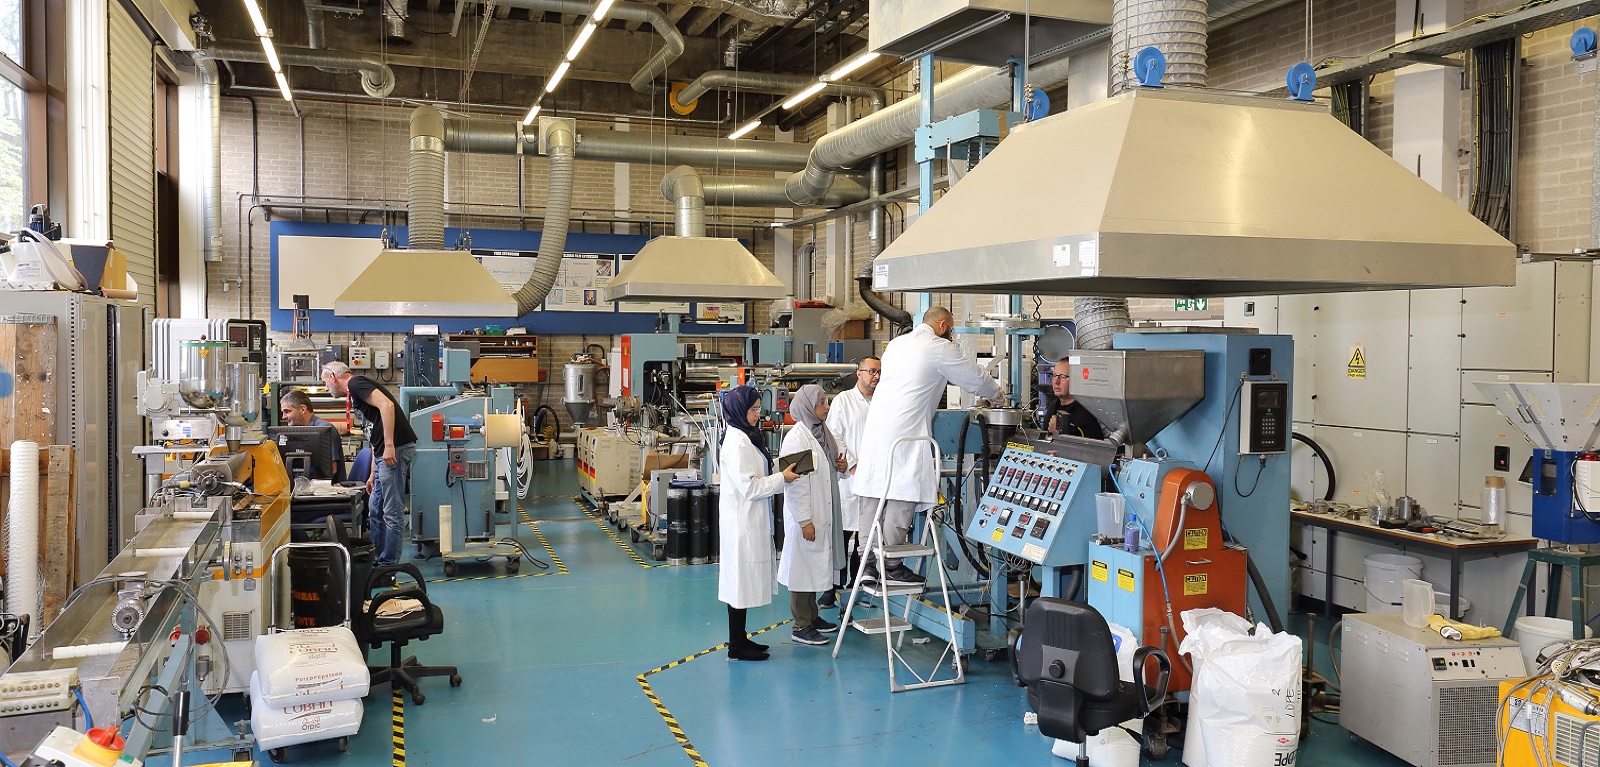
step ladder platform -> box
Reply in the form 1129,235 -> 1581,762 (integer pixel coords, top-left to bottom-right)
862,582 -> 925,597
851,617 -> 912,635
881,543 -> 935,558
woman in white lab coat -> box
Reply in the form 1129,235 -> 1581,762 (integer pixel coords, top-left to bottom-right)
718,386 -> 800,661
777,385 -> 847,646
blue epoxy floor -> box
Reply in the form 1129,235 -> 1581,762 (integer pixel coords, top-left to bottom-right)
168,461 -> 1413,767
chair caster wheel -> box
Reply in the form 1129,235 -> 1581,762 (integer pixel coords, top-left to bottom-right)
338,737 -> 349,753
267,748 -> 286,763
443,561 -> 457,576
412,692 -> 426,705
450,674 -> 462,686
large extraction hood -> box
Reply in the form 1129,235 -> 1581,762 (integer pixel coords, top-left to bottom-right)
873,88 -> 1517,297
335,249 -> 518,317
604,236 -> 787,302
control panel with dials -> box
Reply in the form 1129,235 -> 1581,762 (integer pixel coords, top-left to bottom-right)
964,446 -> 1102,567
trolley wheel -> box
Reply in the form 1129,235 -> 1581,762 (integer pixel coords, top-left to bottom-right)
412,691 -> 426,705
443,561 -> 457,577
507,557 -> 520,574
449,674 -> 463,687
337,737 -> 349,753
652,545 -> 666,562
631,529 -> 641,543
982,647 -> 1007,663
267,748 -> 286,763
1144,716 -> 1169,760
955,655 -> 970,674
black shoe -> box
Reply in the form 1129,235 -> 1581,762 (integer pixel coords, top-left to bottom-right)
728,645 -> 770,661
811,617 -> 838,633
859,565 -> 881,586
741,638 -> 769,652
884,565 -> 926,587
791,627 -> 830,646
817,590 -> 838,609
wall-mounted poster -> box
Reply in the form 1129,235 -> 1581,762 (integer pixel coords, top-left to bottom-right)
543,254 -> 617,312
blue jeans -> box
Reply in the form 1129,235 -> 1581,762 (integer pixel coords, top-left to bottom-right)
370,443 -> 415,566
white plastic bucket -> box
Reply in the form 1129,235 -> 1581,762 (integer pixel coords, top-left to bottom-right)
1432,592 -> 1472,622
1364,554 -> 1423,613
1514,616 -> 1592,672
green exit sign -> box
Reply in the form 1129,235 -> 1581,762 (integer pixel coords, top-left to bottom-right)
1174,298 -> 1209,311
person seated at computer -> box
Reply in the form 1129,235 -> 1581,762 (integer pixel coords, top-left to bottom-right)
279,389 -> 346,481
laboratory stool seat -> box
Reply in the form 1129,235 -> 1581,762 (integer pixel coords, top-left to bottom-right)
357,562 -> 461,705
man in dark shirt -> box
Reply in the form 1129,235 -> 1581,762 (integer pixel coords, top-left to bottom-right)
278,388 -> 347,481
322,361 -> 417,565
1045,358 -> 1106,440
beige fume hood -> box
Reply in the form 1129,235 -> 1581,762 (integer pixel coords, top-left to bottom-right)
335,249 -> 518,317
873,88 -> 1517,297
603,236 -> 788,302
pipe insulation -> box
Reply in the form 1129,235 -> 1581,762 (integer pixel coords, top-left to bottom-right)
511,120 -> 576,314
305,1 -> 326,49
6,441 -> 40,632
408,106 -> 448,250
700,176 -> 868,208
200,59 -> 223,263
783,56 -> 1074,205
198,41 -> 395,99
662,166 -> 706,238
495,0 -> 683,94
672,71 -> 885,112
439,119 -> 814,172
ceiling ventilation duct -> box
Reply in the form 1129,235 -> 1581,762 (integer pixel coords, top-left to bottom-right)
335,250 -> 517,317
604,166 -> 788,302
873,88 -> 1516,297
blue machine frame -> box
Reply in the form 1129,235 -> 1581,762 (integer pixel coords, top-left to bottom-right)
408,386 -> 517,556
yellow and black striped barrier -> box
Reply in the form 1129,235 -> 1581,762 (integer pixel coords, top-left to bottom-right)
635,620 -> 791,767
390,688 -> 405,767
432,505 -> 571,584
518,505 -> 568,574
571,496 -> 661,568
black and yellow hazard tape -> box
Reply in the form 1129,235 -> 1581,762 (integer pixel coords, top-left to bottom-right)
518,505 -> 568,574
571,495 -> 660,568
390,688 -> 405,767
635,619 -> 791,766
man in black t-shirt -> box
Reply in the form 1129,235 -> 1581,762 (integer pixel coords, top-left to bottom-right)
322,361 -> 417,565
1044,358 -> 1106,440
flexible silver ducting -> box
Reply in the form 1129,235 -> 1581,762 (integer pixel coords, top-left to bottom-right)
383,1 -> 409,41
496,0 -> 683,94
200,59 -> 223,263
1110,0 -> 1208,93
305,1 -> 325,49
783,55 -> 1073,205
199,41 -> 396,99
662,165 -> 706,238
512,120 -> 576,314
408,106 -> 448,250
1073,296 -> 1134,351
700,176 -> 868,208
672,71 -> 885,112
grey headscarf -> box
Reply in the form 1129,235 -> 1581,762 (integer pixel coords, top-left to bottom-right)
789,384 -> 838,459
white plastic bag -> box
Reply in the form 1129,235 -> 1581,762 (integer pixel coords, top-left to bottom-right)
253,626 -> 370,706
249,672 -> 363,750
1180,618 -> 1302,767
1179,609 -> 1256,767
1050,622 -> 1144,767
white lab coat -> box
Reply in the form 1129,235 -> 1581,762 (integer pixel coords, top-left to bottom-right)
776,426 -> 837,593
717,434 -> 783,609
825,386 -> 871,531
854,324 -> 1004,504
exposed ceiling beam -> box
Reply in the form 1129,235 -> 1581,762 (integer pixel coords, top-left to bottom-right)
684,6 -> 719,36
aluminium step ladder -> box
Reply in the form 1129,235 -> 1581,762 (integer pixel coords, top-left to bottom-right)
832,436 -> 965,692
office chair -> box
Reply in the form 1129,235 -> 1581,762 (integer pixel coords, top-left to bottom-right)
350,545 -> 461,705
1011,599 -> 1171,766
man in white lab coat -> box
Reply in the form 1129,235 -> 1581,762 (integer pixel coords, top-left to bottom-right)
853,307 -> 1004,586
824,355 -> 880,598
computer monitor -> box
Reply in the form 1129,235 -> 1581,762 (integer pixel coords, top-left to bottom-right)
267,424 -> 342,482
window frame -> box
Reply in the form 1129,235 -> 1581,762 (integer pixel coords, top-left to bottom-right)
0,0 -> 59,221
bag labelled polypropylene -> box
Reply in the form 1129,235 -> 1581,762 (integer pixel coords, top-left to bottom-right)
249,672 -> 363,750
253,626 -> 370,706
1180,618 -> 1302,767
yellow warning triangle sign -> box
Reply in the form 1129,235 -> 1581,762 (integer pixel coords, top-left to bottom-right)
1348,347 -> 1366,368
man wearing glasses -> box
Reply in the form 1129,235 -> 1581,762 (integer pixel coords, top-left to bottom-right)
823,355 -> 880,604
321,361 -> 417,565
1045,358 -> 1105,439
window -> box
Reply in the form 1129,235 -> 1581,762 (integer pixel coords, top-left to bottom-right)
0,77 -> 25,232
0,0 -> 19,66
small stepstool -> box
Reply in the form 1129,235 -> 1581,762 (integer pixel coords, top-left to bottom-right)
1502,547 -> 1600,639
832,436 -> 965,692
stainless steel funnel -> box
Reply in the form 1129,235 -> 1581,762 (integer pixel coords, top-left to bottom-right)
1065,349 -> 1206,446
1472,382 -> 1600,452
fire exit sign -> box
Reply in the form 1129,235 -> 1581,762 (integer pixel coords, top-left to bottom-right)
1174,298 -> 1209,311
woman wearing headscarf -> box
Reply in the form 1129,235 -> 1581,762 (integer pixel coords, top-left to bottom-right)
777,385 -> 849,647
718,386 -> 801,661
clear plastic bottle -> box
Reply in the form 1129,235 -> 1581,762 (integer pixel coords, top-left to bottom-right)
1123,514 -> 1142,553
1481,476 -> 1506,534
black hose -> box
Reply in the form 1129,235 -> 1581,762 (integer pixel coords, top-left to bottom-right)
952,414 -> 990,576
856,276 -> 912,330
1062,565 -> 1083,602
586,343 -> 607,359
1247,551 -> 1285,634
533,404 -> 561,441
1293,432 -> 1336,501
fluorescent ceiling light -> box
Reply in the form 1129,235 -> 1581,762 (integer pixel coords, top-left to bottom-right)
545,61 -> 570,93
824,51 -> 880,81
727,119 -> 761,140
523,104 -> 542,125
781,81 -> 826,110
260,36 -> 282,73
567,22 -> 597,61
275,71 -> 293,102
593,0 -> 616,21
242,0 -> 270,36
